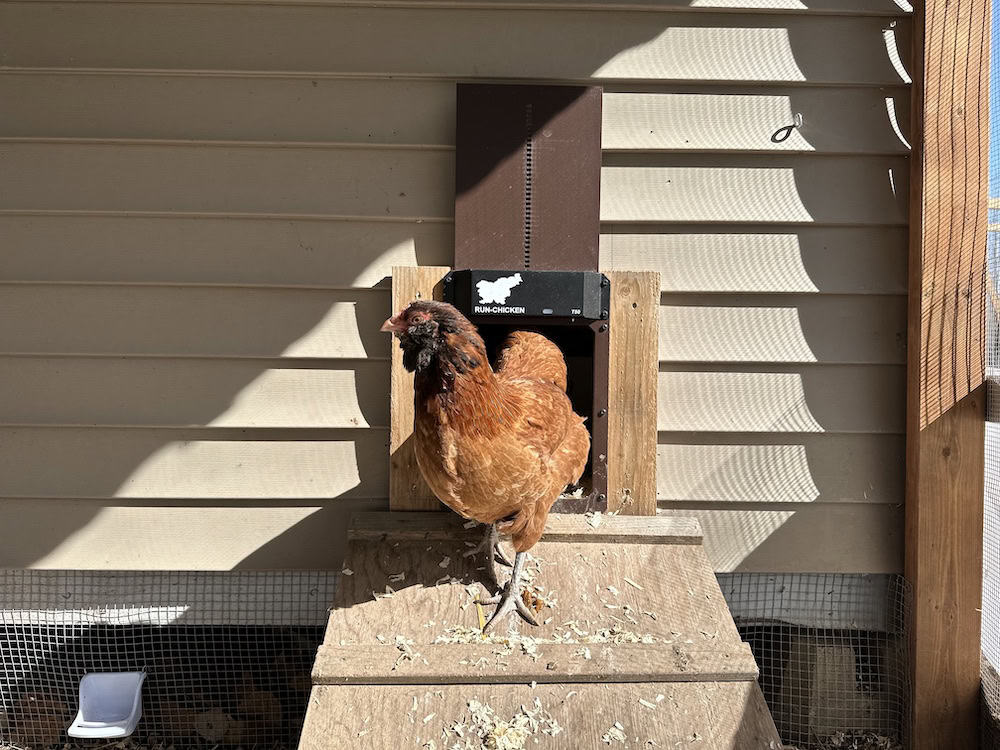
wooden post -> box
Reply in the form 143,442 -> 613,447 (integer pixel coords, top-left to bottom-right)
906,0 -> 989,746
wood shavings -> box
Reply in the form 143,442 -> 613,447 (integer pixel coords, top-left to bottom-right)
463,520 -> 479,529
817,731 -> 904,750
340,567 -> 353,576
392,635 -> 427,670
655,694 -> 665,703
638,698 -> 656,710
623,577 -> 644,590
601,722 -> 627,744
585,511 -> 603,529
437,698 -> 562,750
423,713 -> 436,724
461,583 -> 481,612
574,646 -> 592,660
607,585 -> 620,596
439,556 -> 452,568
374,585 -> 396,600
389,572 -> 406,583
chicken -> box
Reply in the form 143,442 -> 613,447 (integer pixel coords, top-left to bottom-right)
381,300 -> 589,629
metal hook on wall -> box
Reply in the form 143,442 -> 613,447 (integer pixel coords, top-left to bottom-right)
771,112 -> 804,144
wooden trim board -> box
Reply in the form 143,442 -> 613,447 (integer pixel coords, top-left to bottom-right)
905,0 -> 988,747
607,270 -> 659,515
388,264 -> 451,511
312,643 -> 757,685
348,511 -> 702,544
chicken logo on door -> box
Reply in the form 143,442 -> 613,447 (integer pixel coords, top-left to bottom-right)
474,273 -> 525,314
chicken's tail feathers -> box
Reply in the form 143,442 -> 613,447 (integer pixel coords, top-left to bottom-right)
496,331 -> 568,391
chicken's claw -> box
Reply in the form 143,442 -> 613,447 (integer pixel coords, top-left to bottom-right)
463,523 -> 513,583
479,551 -> 538,631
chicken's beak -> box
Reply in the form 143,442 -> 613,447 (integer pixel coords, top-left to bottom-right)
381,315 -> 405,334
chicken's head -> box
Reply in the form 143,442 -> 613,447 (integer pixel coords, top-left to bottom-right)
381,300 -> 482,374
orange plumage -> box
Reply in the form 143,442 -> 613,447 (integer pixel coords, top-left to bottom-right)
383,301 -> 589,554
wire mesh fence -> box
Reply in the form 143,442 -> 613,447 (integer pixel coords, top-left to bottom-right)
984,227 -> 1000,750
0,570 -> 336,749
718,573 -> 910,750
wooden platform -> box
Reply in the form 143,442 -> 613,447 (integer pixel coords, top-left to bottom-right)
299,512 -> 781,748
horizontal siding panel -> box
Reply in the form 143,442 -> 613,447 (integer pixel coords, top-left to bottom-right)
0,143 -> 454,219
0,498 -> 383,569
0,5 -> 910,85
657,434 -> 904,503
602,90 -> 910,153
657,505 -> 903,572
657,367 -> 905,433
0,214 -> 454,288
658,295 -> 907,363
0,286 -> 391,358
0,502 -> 902,572
0,427 -> 388,499
602,156 -> 909,224
3,215 -> 905,294
17,1 -> 911,15
0,286 -> 907,368
0,73 -> 456,145
1,144 -> 906,225
601,227 -> 908,294
0,358 -> 389,428
0,74 -> 909,156
0,501 -> 902,572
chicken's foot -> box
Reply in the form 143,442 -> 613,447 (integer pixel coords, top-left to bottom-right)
463,523 -> 513,583
479,551 -> 538,631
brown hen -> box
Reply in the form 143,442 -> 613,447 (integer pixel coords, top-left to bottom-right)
382,300 -> 589,629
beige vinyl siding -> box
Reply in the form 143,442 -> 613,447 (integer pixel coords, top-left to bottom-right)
0,0 -> 911,572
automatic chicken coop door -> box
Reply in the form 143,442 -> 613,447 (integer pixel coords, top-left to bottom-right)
443,268 -> 611,511
296,82 -> 781,747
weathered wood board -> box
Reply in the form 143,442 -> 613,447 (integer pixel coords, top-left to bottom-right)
389,265 -> 451,511
300,512 -> 781,748
301,681 -> 780,749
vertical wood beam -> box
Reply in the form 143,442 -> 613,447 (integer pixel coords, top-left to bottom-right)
607,271 -> 659,515
388,265 -> 451,511
906,0 -> 989,746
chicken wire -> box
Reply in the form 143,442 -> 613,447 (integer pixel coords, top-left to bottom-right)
717,573 -> 910,750
985,222 -> 1000,749
0,570 -> 336,749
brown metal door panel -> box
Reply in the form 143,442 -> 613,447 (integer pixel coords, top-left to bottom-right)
455,83 -> 602,272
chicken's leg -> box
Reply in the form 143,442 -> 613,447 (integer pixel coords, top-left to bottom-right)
479,551 -> 538,631
463,523 -> 513,583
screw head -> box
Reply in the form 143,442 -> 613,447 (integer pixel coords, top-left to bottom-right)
598,409 -> 607,417
600,310 -> 609,319
598,323 -> 608,333
601,277 -> 610,287
597,493 -> 607,503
